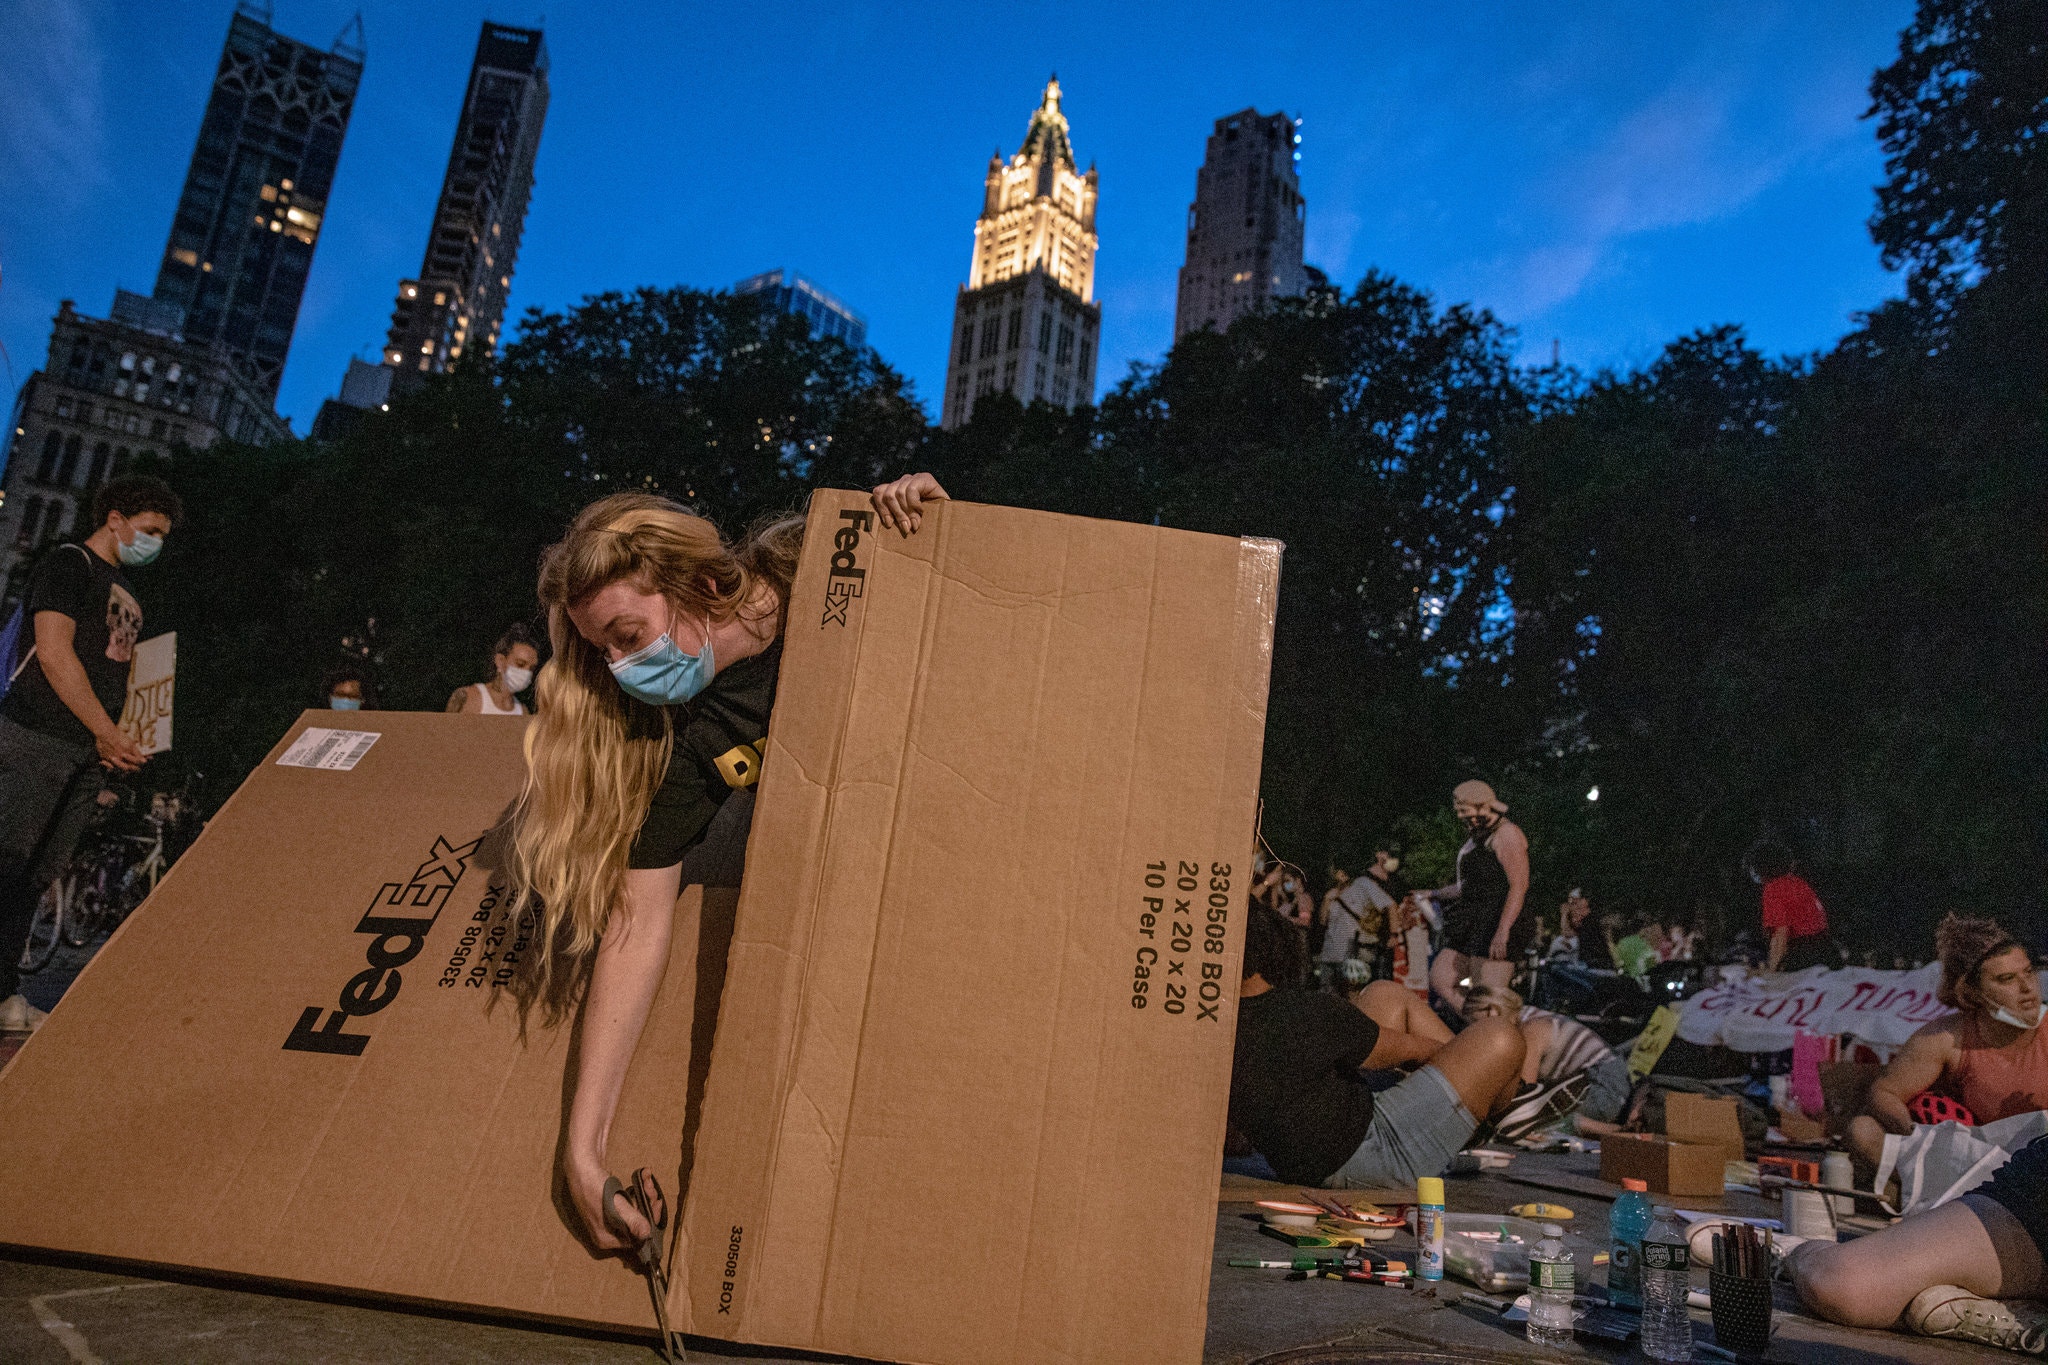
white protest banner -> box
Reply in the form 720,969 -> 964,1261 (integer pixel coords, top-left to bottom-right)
1677,963 -> 2048,1052
1680,964 -> 1944,1052
120,631 -> 175,755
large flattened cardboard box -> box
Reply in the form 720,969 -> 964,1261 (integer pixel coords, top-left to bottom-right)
671,492 -> 1281,1365
0,492 -> 1281,1365
0,710 -> 726,1332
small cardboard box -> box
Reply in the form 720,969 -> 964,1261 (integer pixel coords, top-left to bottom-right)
669,492 -> 1282,1364
1600,1094 -> 1748,1198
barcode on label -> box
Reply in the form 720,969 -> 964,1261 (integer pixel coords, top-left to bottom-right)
277,727 -> 381,771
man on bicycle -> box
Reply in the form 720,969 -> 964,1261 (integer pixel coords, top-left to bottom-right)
0,476 -> 182,1031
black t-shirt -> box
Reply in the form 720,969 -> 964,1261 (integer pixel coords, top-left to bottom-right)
628,638 -> 782,870
2,544 -> 140,747
1228,986 -> 1383,1185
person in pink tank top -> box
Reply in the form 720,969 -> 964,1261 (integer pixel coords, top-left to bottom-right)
1850,913 -> 2048,1170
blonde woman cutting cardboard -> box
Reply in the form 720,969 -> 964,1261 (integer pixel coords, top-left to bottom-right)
507,473 -> 946,1250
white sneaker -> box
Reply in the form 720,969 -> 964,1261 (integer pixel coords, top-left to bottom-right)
1907,1285 -> 2048,1354
0,993 -> 48,1032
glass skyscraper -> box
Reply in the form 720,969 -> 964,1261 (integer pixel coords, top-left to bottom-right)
734,270 -> 868,349
150,4 -> 364,401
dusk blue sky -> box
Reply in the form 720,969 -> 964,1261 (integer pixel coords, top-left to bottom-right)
2,1 -> 1915,435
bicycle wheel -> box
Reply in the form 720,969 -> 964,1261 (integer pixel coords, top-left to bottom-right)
19,882 -> 63,974
60,873 -> 94,946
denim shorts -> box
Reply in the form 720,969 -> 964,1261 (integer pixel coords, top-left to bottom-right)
1327,1063 -> 1477,1188
1582,1052 -> 1634,1125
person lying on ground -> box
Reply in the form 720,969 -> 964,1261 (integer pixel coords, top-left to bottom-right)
1792,1132 -> 2048,1354
1228,898 -> 1585,1190
1847,912 -> 2048,1171
507,472 -> 946,1251
1461,983 -> 1633,1136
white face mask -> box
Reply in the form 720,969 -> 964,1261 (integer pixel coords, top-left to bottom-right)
503,665 -> 534,692
1990,1001 -> 2048,1031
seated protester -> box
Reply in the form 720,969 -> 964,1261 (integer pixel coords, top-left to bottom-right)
1462,984 -> 1633,1134
1792,1132 -> 2048,1353
1545,889 -> 1593,964
1612,915 -> 1667,980
1228,898 -> 1585,1189
1848,913 -> 2048,1170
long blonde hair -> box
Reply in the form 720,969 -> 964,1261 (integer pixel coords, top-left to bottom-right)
508,492 -> 803,1021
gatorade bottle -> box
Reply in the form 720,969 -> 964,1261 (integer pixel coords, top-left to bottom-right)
1417,1176 -> 1445,1283
1608,1177 -> 1652,1309
1639,1207 -> 1693,1360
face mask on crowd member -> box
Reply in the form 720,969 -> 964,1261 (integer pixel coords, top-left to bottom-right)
329,696 -> 361,711
110,510 -> 169,567
1972,946 -> 2046,1030
328,679 -> 365,711
503,664 -> 535,693
608,608 -> 715,707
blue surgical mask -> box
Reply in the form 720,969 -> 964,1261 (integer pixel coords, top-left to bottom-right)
609,626 -> 714,706
118,528 -> 163,567
329,696 -> 362,711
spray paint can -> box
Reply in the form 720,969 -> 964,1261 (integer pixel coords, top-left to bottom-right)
1417,1176 -> 1445,1282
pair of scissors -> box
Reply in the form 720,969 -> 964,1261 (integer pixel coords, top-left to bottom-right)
603,1166 -> 685,1363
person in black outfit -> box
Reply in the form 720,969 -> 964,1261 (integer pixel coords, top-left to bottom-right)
0,476 -> 182,1031
1417,778 -> 1531,1012
506,472 -> 947,1253
1229,896 -> 1584,1189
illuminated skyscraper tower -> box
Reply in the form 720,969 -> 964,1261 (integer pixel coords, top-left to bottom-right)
940,78 -> 1100,429
149,3 -> 364,400
383,23 -> 549,379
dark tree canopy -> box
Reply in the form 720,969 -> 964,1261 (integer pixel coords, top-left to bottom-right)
116,1 -> 2046,959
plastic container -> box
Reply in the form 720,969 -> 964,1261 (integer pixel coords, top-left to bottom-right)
1528,1223 -> 1576,1348
1438,1214 -> 1549,1291
1640,1208 -> 1693,1361
1417,1176 -> 1445,1283
1608,1177 -> 1652,1309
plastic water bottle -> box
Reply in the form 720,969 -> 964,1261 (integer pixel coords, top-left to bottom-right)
1608,1177 -> 1652,1308
1527,1223 -> 1576,1348
1639,1208 -> 1693,1361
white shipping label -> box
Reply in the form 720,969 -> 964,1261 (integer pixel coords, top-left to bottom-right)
276,727 -> 381,771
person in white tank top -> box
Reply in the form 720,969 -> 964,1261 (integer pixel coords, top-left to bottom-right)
447,624 -> 540,716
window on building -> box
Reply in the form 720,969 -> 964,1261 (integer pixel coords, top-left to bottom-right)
1033,364 -> 1047,400
90,443 -> 112,488
1077,339 -> 1092,375
979,319 -> 1000,360
1002,358 -> 1018,391
1006,311 -> 1023,351
56,434 -> 82,486
960,324 -> 974,360
36,431 -> 62,482
1055,325 -> 1075,365
1037,315 -> 1053,354
18,497 -> 44,548
975,367 -> 995,398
